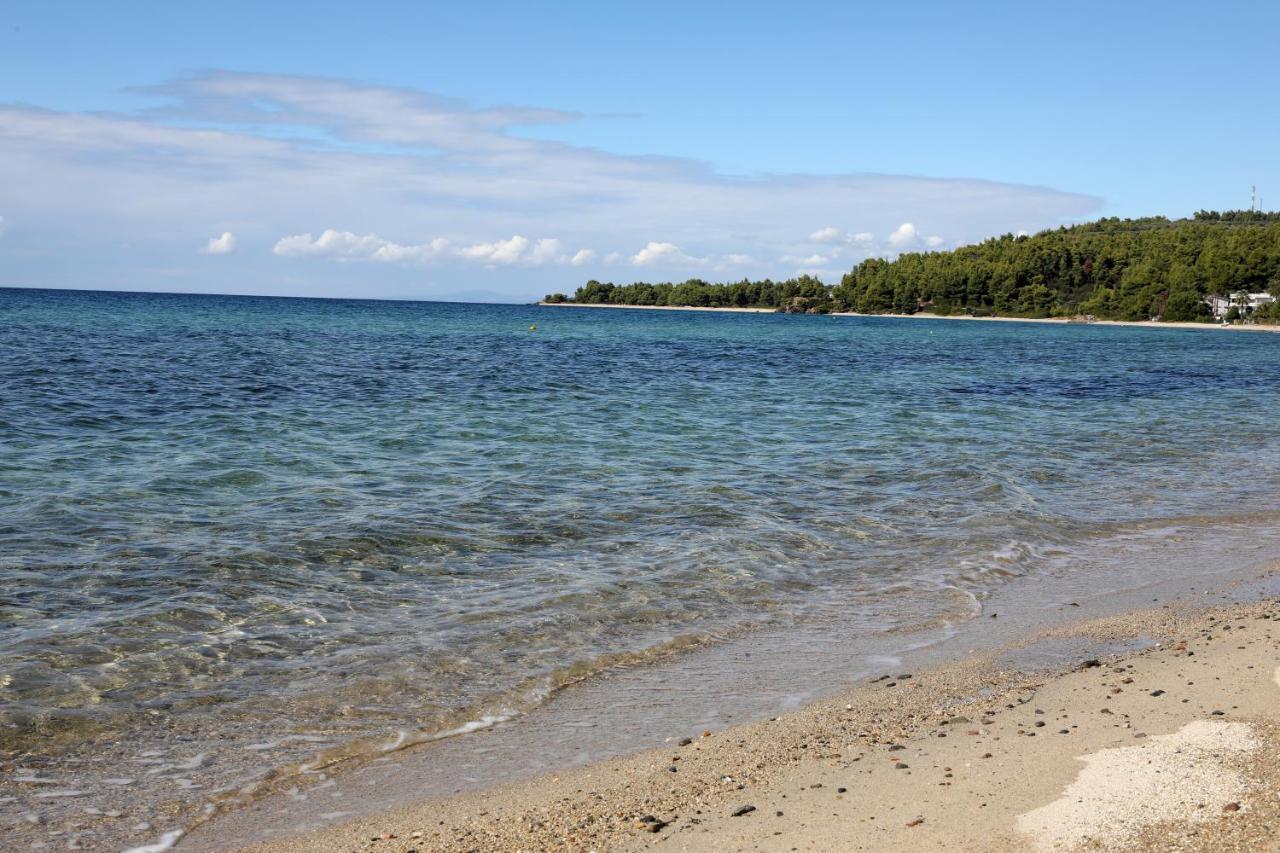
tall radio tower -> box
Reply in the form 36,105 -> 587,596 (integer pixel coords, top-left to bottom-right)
1251,185 -> 1257,212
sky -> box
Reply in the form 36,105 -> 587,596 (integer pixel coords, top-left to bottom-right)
1,1 -> 1277,302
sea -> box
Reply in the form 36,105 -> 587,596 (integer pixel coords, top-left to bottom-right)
3,287 -> 1280,850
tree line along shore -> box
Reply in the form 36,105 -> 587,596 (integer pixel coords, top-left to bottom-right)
544,211 -> 1280,323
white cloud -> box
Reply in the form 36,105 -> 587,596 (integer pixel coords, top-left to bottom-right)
271,229 -> 589,267
0,72 -> 1101,296
201,231 -> 237,255
273,229 -> 449,263
808,227 -> 877,249
781,253 -> 829,265
459,234 -> 530,264
887,222 -> 918,246
569,248 -> 596,266
632,241 -> 683,265
529,238 -> 563,264
880,224 -> 947,252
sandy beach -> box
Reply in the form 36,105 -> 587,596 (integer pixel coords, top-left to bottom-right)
832,311 -> 1280,334
539,301 -> 1280,333
186,568 -> 1280,853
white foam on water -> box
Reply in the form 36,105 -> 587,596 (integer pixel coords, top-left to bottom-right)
245,735 -> 336,752
293,712 -> 516,772
121,828 -> 183,853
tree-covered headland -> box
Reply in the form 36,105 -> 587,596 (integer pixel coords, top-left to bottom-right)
546,211 -> 1280,323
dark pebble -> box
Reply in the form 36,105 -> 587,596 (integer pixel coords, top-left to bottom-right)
678,737 -> 693,746
1150,690 -> 1165,697
732,805 -> 756,817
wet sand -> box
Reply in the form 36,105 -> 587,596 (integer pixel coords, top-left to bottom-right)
205,571 -> 1280,852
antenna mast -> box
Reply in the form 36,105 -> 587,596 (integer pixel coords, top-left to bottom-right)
1251,185 -> 1257,212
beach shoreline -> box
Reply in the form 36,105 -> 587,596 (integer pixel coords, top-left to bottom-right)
538,300 -> 1280,333
182,559 -> 1280,853
537,301 -> 780,314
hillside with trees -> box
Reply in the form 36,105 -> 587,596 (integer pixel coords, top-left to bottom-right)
546,211 -> 1280,323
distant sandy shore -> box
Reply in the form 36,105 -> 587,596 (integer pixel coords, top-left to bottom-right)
539,301 -> 1280,332
537,301 -> 779,314
213,569 -> 1280,853
834,310 -> 1280,334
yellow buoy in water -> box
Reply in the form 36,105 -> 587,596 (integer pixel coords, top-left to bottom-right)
529,324 -> 537,332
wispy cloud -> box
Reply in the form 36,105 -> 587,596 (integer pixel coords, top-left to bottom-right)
0,72 -> 1101,295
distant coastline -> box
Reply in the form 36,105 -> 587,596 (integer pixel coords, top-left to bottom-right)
537,300 -> 778,314
538,300 -> 1280,332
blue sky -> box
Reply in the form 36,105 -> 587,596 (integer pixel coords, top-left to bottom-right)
1,1 -> 1277,301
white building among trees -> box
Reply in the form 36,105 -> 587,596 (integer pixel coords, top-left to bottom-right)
1206,291 -> 1276,319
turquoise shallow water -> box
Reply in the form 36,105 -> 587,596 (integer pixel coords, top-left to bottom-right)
3,288 -> 1280,845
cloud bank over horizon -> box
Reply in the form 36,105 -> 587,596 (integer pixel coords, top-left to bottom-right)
0,72 -> 1101,299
